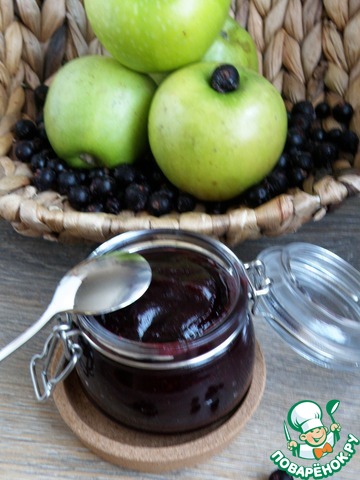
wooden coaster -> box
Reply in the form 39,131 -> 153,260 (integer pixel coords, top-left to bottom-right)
52,341 -> 266,473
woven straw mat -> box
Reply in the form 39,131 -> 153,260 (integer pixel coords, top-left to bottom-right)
0,0 -> 359,245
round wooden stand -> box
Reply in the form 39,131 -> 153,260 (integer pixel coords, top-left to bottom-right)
52,341 -> 266,473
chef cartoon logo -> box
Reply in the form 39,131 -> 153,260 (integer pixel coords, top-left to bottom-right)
285,400 -> 341,460
270,399 -> 359,479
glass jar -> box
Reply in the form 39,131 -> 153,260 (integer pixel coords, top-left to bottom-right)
30,232 -> 360,434
50,230 -> 256,434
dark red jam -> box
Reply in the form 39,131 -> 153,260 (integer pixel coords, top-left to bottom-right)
76,242 -> 255,433
96,250 -> 232,343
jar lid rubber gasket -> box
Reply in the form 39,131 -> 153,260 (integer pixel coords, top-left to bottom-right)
255,242 -> 360,371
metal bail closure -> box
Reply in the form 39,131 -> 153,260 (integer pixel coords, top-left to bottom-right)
244,259 -> 272,312
30,323 -> 82,402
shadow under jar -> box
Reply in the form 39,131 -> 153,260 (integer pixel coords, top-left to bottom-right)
74,230 -> 256,434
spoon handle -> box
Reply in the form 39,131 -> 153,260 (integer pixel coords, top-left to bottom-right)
0,305 -> 59,363
0,274 -> 81,363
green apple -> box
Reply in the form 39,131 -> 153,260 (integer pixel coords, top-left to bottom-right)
44,55 -> 156,169
148,63 -> 287,201
84,0 -> 231,73
202,16 -> 258,72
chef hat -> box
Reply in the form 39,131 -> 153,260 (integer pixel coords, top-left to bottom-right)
288,400 -> 324,433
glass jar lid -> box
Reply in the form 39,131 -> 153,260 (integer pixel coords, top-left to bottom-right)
253,242 -> 360,371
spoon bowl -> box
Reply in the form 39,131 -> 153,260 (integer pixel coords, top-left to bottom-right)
0,251 -> 152,362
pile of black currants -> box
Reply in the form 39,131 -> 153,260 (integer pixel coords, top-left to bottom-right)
11,84 -> 359,216
242,98 -> 359,208
13,86 -> 197,217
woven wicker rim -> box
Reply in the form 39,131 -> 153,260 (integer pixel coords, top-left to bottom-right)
0,0 -> 359,245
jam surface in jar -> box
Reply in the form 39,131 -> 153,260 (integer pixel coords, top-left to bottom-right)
77,243 -> 255,433
97,249 -> 232,343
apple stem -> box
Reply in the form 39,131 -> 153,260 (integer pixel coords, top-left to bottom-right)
210,64 -> 240,93
79,153 -> 98,167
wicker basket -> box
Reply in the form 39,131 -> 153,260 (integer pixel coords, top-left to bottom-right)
0,0 -> 359,245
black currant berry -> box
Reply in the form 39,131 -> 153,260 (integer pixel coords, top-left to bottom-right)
291,151 -> 313,171
286,129 -> 306,149
340,130 -> 359,155
47,157 -> 67,174
332,102 -> 354,124
315,101 -> 331,119
157,184 -> 178,201
76,170 -> 90,185
147,191 -> 174,216
314,142 -> 339,167
105,196 -> 123,215
15,140 -> 35,162
57,171 -> 79,195
68,185 -> 92,211
265,169 -> 290,196
326,128 -> 342,145
288,167 -> 308,186
177,192 -> 196,213
210,64 -> 240,93
13,119 -> 38,140
30,151 -> 48,171
276,152 -> 291,170
291,100 -> 315,119
288,113 -> 313,132
269,469 -> 294,480
89,175 -> 116,200
124,183 -> 150,212
87,167 -> 107,182
113,164 -> 138,187
245,184 -> 269,207
32,168 -> 57,191
310,127 -> 326,143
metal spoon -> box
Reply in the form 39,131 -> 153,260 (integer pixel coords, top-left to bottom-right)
0,251 -> 152,362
